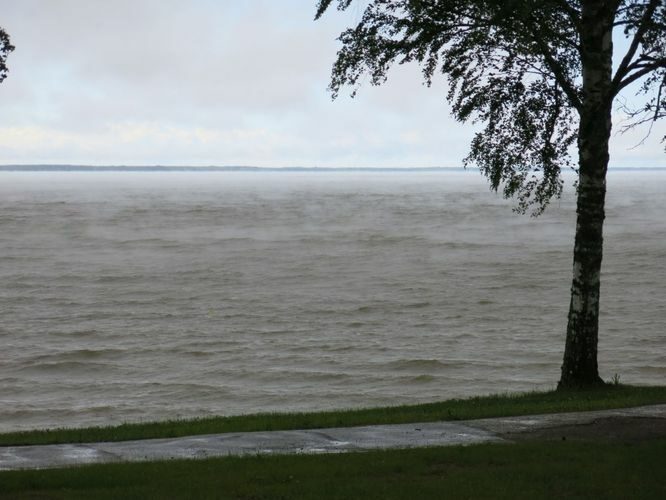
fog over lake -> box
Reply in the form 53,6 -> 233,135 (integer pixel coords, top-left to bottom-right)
0,170 -> 664,431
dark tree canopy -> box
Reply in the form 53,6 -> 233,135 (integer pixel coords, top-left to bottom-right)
0,27 -> 14,84
317,0 -> 666,388
316,0 -> 666,214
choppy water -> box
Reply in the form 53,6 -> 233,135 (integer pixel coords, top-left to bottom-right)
0,170 -> 664,432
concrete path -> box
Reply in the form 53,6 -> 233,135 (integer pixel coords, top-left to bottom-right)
1,404 -> 665,471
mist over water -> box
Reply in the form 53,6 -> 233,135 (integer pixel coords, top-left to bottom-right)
0,170 -> 664,432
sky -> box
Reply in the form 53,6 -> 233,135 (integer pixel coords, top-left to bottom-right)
0,0 -> 665,168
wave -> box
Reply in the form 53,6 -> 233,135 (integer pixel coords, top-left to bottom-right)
385,359 -> 448,371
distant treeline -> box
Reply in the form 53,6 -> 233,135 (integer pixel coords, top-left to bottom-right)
0,165 -> 662,172
0,165 -> 462,172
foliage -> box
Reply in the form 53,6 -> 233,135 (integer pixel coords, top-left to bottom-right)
0,27 -> 14,84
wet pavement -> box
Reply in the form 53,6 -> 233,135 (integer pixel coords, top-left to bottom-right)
1,404 -> 665,471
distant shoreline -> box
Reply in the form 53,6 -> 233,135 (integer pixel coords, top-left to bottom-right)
0,165 -> 664,172
0,165 -> 462,173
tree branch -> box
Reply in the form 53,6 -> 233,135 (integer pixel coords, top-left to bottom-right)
611,0 -> 660,93
617,58 -> 666,92
524,18 -> 582,111
553,0 -> 582,30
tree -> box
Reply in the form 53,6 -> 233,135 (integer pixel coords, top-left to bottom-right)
0,27 -> 14,84
315,0 -> 666,388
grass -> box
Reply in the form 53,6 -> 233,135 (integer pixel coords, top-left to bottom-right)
1,384 -> 665,446
1,438 -> 665,499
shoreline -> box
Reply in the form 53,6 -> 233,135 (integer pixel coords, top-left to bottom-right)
2,384 -> 665,447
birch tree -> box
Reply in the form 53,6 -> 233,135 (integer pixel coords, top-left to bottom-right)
316,0 -> 666,388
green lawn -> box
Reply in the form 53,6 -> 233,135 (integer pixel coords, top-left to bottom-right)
2,438 -> 665,499
1,384 -> 665,446
2,385 -> 665,498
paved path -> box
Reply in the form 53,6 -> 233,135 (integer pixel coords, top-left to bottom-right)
1,404 -> 665,471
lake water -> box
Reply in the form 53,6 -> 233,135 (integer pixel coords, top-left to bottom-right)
0,170 -> 664,432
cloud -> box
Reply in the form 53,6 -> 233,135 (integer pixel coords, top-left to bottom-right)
2,1 -> 341,125
0,0 -> 663,167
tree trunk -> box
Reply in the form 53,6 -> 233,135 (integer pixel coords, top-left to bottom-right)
558,1 -> 614,389
558,136 -> 609,388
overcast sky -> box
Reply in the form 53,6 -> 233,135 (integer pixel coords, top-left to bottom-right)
1,0 -> 664,167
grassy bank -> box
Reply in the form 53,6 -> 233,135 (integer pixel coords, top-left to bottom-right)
1,384 -> 665,446
1,438 -> 665,499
